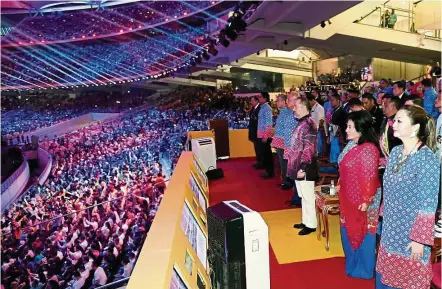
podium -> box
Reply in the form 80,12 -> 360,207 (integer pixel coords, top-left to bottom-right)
209,119 -> 230,159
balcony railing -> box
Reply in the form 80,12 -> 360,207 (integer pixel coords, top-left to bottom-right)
1,159 -> 26,194
354,3 -> 441,39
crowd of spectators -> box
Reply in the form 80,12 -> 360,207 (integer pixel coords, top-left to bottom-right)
2,1 -> 213,44
0,85 -> 252,289
1,90 -> 154,143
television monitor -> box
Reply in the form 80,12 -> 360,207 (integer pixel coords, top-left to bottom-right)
193,156 -> 208,188
180,202 -> 208,269
170,267 -> 188,289
189,172 -> 207,214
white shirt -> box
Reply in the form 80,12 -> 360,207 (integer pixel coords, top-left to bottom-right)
310,102 -> 325,130
93,267 -> 108,285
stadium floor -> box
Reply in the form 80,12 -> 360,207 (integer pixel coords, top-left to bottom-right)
209,157 -> 375,289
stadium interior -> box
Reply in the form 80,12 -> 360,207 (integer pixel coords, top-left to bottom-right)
1,1 -> 441,289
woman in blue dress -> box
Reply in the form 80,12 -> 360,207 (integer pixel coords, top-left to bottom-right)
376,105 -> 440,289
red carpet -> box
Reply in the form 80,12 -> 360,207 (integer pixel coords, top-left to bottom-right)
209,157 -> 375,289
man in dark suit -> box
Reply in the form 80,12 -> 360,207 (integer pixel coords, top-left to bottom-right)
379,95 -> 402,162
362,92 -> 384,134
248,95 -> 262,168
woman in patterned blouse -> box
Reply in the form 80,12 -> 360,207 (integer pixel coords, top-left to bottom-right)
337,110 -> 382,279
376,105 -> 440,289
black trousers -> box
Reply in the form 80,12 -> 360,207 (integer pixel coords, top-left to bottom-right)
257,138 -> 274,175
252,140 -> 261,165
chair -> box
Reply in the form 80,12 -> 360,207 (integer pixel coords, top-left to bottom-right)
316,157 -> 339,186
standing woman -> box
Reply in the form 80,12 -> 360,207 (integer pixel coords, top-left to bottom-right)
338,110 -> 382,279
376,105 -> 440,289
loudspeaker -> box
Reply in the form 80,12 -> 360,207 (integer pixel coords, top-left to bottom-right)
206,168 -> 224,180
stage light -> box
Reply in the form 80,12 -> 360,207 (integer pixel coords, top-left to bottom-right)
72,37 -> 76,40
93,34 -> 96,37
138,25 -> 142,28
202,51 -> 210,61
120,29 -> 124,33
82,35 -> 86,38
320,21 -> 326,28
129,28 -> 133,31
184,12 -> 187,15
219,34 -> 230,47
41,40 -> 45,43
208,45 -> 218,56
229,17 -> 247,32
224,27 -> 238,41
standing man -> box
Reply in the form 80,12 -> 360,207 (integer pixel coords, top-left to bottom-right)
362,93 -> 384,134
257,92 -> 274,178
248,95 -> 262,169
392,80 -> 407,100
306,92 -> 325,156
379,96 -> 402,166
286,97 -> 318,235
272,94 -> 296,189
422,78 -> 439,119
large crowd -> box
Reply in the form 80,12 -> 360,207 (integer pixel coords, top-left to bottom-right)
1,90 -> 155,143
2,1 -> 214,44
0,85 -> 250,289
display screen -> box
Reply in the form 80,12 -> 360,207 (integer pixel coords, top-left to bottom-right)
193,157 -> 208,188
189,173 -> 207,214
180,202 -> 208,269
170,267 -> 188,289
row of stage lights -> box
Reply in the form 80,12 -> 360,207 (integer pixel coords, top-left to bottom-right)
186,3 -> 249,67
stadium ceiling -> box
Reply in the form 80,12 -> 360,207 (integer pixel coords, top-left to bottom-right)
1,0 -> 141,14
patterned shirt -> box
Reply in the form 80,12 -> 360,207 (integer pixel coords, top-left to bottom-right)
284,115 -> 317,178
271,107 -> 296,149
376,145 -> 440,289
423,87 -> 439,119
257,102 -> 273,139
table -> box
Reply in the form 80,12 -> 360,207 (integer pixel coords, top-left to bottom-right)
315,185 -> 340,251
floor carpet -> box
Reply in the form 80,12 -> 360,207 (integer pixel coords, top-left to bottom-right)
261,208 -> 344,264
209,157 -> 375,289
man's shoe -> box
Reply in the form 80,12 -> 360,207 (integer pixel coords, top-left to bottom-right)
293,223 -> 305,229
281,184 -> 293,190
285,200 -> 301,207
260,172 -> 274,179
298,227 -> 316,236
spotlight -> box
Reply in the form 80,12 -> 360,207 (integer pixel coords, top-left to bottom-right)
202,51 -> 210,60
208,45 -> 218,56
283,40 -> 288,45
219,34 -> 230,47
229,16 -> 247,32
224,27 -> 238,41
195,53 -> 202,64
320,21 -> 326,28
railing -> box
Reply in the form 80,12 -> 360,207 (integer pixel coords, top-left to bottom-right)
354,3 -> 441,39
1,159 -> 26,193
95,278 -> 129,289
36,148 -> 52,185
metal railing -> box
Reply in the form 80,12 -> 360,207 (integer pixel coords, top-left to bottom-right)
355,3 -> 441,39
1,159 -> 26,193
